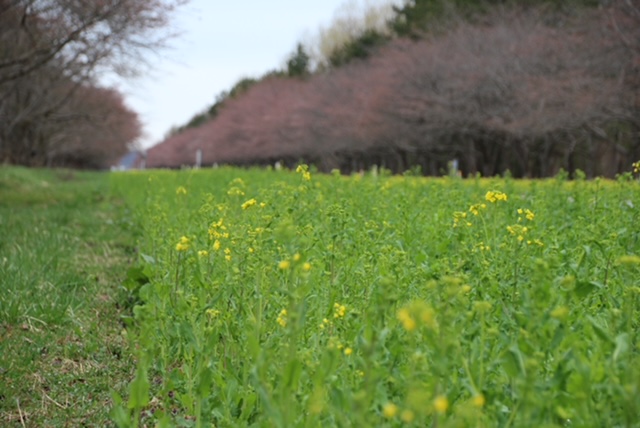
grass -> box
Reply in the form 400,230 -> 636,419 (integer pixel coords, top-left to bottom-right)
0,166 -> 137,427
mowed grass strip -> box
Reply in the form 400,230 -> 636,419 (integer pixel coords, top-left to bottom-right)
0,167 -> 137,427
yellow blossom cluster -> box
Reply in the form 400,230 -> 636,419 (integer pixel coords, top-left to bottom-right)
227,187 -> 245,196
506,223 -> 543,246
382,402 -> 398,418
633,161 -> 640,174
507,224 -> 529,242
205,308 -> 220,319
319,318 -> 331,330
433,395 -> 449,414
208,219 -> 229,240
485,190 -> 508,203
473,242 -> 491,252
175,236 -> 190,252
453,211 -> 471,228
327,336 -> 349,351
333,303 -> 347,319
278,260 -> 291,270
241,198 -> 257,210
397,301 -> 437,332
277,309 -> 287,327
296,164 -> 311,181
383,394 -> 452,421
469,203 -> 486,216
277,252 -> 311,272
472,394 -> 486,408
517,208 -> 535,221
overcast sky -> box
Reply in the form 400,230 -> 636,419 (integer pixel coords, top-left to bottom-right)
109,0 -> 394,149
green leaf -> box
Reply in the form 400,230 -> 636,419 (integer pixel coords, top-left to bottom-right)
503,344 -> 526,378
574,280 -> 598,299
550,324 -> 565,349
110,391 -> 132,428
128,366 -> 149,409
140,253 -> 156,265
588,317 -> 614,344
283,359 -> 302,390
197,366 -> 214,397
613,333 -> 629,363
123,266 -> 149,291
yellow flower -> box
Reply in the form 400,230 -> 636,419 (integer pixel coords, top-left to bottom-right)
303,171 -> 311,181
452,211 -> 468,228
382,402 -> 398,418
433,395 -> 449,414
198,250 -> 208,257
241,198 -> 257,209
176,186 -> 187,195
175,236 -> 190,251
278,260 -> 291,270
400,409 -> 415,423
302,262 -> 311,272
205,309 -> 220,318
293,253 -> 301,262
485,190 -> 507,203
344,347 -> 353,356
473,301 -> 493,313
319,318 -> 330,329
618,255 -> 640,265
227,187 -> 245,196
397,308 -> 416,331
213,240 -> 221,251
550,306 -> 569,320
472,394 -> 485,408
277,309 -> 287,327
469,203 -> 485,216
333,303 -> 347,318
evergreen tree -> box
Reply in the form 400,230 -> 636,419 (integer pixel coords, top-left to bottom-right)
286,43 -> 310,77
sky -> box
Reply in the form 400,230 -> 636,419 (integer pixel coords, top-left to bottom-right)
110,0 -> 391,149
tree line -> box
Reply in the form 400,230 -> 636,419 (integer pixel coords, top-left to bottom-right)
0,0 -> 185,169
151,0 -> 639,178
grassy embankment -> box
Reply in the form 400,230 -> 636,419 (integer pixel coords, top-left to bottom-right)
0,167 -> 137,426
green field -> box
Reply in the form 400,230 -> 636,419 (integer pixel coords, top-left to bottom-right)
2,166 -> 640,427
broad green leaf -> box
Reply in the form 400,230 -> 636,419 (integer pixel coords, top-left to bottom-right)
613,333 -> 629,363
